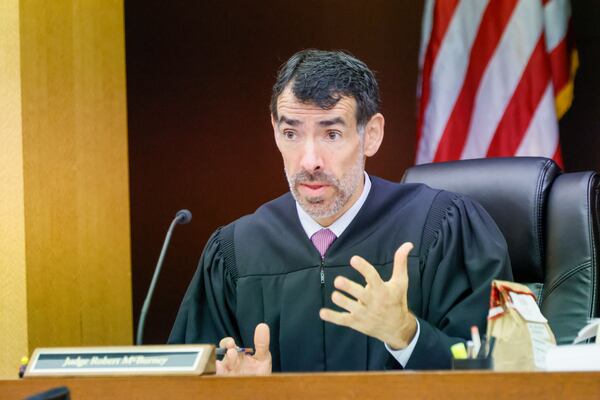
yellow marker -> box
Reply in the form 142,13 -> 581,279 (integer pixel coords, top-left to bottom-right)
450,343 -> 468,359
19,356 -> 29,378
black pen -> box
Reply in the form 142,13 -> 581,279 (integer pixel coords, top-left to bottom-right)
215,347 -> 255,357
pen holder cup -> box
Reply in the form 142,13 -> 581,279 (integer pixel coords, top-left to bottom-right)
452,357 -> 493,370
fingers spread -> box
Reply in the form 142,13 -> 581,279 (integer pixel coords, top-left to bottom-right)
331,290 -> 360,313
319,308 -> 352,328
391,242 -> 413,283
334,276 -> 366,303
350,255 -> 382,287
253,323 -> 271,360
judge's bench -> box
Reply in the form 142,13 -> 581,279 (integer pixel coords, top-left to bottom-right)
2,370 -> 600,400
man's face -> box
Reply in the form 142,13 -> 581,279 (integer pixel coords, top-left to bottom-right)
272,86 -> 366,225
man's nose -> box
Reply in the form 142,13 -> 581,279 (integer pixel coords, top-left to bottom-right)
299,138 -> 323,172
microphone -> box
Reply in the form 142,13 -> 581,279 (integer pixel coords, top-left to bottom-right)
136,209 -> 192,345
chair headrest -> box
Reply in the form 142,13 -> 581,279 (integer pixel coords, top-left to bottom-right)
402,157 -> 561,282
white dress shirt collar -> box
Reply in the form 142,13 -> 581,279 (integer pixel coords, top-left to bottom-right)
296,172 -> 371,238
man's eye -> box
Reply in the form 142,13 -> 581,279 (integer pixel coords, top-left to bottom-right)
326,131 -> 341,141
283,131 -> 297,140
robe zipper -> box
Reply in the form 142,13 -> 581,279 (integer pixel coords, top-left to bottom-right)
320,257 -> 327,370
320,259 -> 325,284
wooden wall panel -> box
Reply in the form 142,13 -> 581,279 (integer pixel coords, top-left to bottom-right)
0,0 -> 132,378
20,0 -> 132,351
0,0 -> 28,380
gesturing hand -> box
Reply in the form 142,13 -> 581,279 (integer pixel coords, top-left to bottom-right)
319,242 -> 417,349
216,323 -> 272,376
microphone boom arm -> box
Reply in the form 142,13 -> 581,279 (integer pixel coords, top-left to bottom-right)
136,210 -> 191,345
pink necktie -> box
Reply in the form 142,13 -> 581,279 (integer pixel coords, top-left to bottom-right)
311,228 -> 337,258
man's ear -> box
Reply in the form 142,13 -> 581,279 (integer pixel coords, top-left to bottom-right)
363,113 -> 384,157
271,114 -> 277,134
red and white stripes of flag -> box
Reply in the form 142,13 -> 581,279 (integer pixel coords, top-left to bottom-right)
416,0 -> 577,167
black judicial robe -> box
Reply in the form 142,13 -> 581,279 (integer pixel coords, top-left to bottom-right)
169,176 -> 512,371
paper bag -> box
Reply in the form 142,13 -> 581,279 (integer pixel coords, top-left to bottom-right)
486,280 -> 556,371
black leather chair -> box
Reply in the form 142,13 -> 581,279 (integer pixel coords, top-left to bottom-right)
402,157 -> 600,344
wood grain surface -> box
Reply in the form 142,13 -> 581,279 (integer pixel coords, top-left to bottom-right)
0,0 -> 29,382
0,0 -> 132,378
1,371 -> 599,400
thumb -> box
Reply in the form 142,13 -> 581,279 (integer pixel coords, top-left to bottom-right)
253,323 -> 270,360
391,242 -> 413,283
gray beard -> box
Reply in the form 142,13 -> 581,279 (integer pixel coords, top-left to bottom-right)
285,152 -> 365,220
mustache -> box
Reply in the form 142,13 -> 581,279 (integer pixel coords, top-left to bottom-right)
291,169 -> 338,185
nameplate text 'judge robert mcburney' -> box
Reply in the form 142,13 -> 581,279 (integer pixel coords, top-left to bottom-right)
24,345 -> 215,377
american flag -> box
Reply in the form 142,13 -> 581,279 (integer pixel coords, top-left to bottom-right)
415,0 -> 577,168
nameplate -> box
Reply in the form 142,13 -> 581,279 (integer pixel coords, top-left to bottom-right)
24,345 -> 215,377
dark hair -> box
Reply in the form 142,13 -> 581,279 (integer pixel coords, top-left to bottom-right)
270,49 -> 381,128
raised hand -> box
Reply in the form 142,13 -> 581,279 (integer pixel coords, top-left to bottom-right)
319,242 -> 417,349
216,323 -> 272,376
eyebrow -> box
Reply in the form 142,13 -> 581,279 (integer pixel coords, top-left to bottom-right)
278,115 -> 301,127
278,115 -> 347,127
318,117 -> 346,127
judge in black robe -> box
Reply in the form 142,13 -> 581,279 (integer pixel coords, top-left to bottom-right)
169,175 -> 512,371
